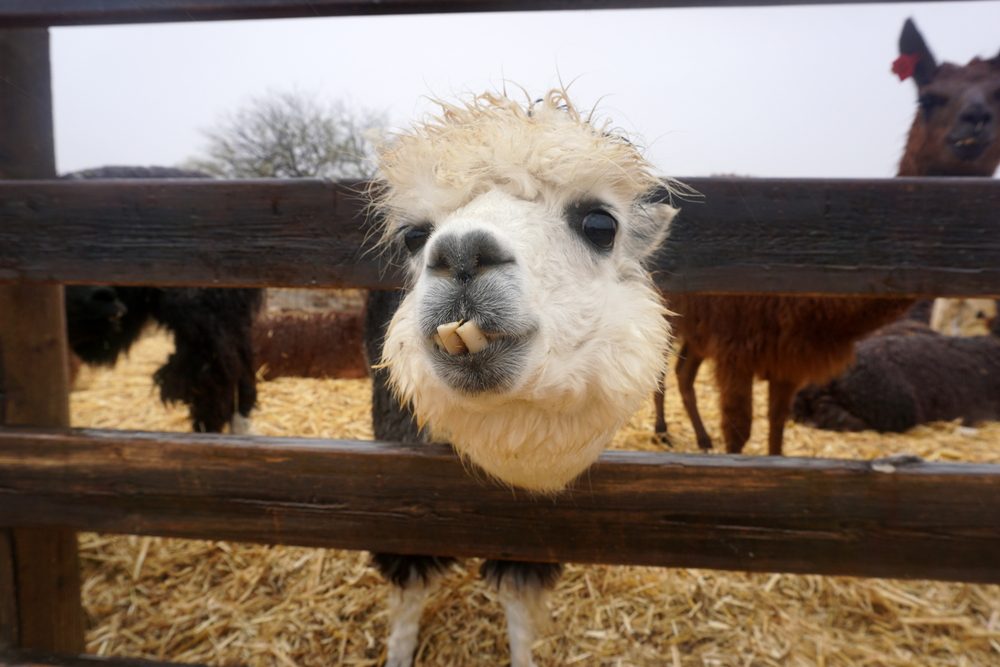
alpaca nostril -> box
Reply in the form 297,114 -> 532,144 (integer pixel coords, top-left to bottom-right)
427,230 -> 514,283
959,104 -> 992,132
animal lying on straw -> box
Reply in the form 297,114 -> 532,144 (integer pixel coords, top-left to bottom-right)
63,166 -> 263,434
930,297 -> 998,336
655,18 -> 1000,455
368,90 -> 676,667
792,306 -> 1000,433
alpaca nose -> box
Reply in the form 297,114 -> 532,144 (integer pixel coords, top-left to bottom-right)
958,103 -> 992,134
426,230 -> 514,283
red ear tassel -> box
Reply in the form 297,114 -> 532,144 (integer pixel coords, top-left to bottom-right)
892,52 -> 921,81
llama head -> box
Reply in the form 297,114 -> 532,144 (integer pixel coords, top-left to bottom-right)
373,90 -> 675,492
896,18 -> 1000,176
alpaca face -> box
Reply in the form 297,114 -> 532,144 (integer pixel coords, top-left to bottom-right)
911,62 -> 1000,174
375,92 -> 676,492
898,19 -> 1000,176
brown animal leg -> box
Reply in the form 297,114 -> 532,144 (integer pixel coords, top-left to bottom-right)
716,365 -> 753,454
766,379 -> 799,457
653,373 -> 669,445
675,343 -> 712,450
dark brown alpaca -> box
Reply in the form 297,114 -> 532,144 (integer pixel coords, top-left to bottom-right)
655,18 -> 1000,456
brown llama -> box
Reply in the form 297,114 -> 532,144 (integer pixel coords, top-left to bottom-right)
655,18 -> 1000,456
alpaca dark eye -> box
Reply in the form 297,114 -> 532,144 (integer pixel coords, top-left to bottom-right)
402,226 -> 431,253
918,93 -> 947,114
581,210 -> 618,250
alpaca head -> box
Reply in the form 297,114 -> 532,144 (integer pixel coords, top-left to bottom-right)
373,90 -> 675,492
896,18 -> 1000,176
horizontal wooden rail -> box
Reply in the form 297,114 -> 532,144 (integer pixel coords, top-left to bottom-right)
0,0 -> 963,28
1,428 -> 998,583
1,177 -> 999,296
0,650 -> 195,667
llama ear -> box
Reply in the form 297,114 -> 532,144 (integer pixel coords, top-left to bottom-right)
898,18 -> 938,86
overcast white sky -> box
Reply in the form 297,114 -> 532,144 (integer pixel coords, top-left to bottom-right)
51,1 -> 1000,178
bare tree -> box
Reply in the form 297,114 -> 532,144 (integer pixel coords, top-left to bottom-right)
188,91 -> 385,179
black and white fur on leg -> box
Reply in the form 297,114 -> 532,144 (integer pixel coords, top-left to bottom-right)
482,560 -> 564,667
369,554 -> 456,667
364,290 -> 565,666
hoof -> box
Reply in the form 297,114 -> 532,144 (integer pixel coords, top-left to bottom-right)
652,432 -> 673,448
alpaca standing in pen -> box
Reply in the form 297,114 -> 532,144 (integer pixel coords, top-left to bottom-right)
62,166 -> 264,433
366,90 -> 676,667
656,19 -> 1000,456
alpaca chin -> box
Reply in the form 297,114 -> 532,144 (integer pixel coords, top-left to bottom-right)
384,285 -> 670,493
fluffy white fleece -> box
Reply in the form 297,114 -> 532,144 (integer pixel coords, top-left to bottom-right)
374,90 -> 676,492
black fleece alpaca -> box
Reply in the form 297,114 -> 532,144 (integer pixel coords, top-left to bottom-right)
63,166 -> 263,433
792,306 -> 1000,433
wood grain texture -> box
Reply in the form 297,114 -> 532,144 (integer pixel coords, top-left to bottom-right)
0,535 -> 14,649
0,179 -> 387,289
0,0 -> 954,28
0,28 -> 84,655
665,177 -> 1000,297
0,650 -> 195,666
1,177 -> 999,296
0,428 -> 998,583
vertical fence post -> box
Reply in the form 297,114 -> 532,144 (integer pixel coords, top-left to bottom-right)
0,28 -> 86,653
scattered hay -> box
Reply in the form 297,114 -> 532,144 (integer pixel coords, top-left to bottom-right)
71,332 -> 1000,666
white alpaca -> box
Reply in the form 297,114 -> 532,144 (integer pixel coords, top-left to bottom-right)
930,298 -> 997,336
376,90 -> 676,492
370,90 -> 677,667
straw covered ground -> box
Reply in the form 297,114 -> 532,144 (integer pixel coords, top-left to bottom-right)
70,331 -> 1000,666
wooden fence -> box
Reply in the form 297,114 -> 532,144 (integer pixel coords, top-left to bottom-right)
2,1 -> 999,664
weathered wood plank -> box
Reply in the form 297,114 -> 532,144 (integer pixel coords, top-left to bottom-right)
0,0 -> 961,28
0,28 -> 84,655
0,179 -> 386,289
1,177 -> 999,296
665,176 -> 1000,296
0,535 -> 14,649
0,650 -> 198,667
0,428 -> 998,583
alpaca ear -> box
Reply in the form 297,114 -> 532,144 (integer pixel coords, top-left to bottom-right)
632,201 -> 677,261
899,18 -> 938,86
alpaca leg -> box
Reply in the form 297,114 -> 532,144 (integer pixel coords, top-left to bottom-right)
653,378 -> 670,446
675,343 -> 712,450
231,348 -> 258,435
482,561 -> 563,667
716,365 -> 754,454
371,554 -> 455,667
385,583 -> 432,667
229,412 -> 252,434
766,379 -> 799,456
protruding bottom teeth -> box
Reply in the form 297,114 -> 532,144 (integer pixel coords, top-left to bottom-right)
435,320 -> 490,355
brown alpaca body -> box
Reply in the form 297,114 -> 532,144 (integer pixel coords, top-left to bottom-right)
252,311 -> 368,380
660,296 -> 913,455
656,19 -> 1000,455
